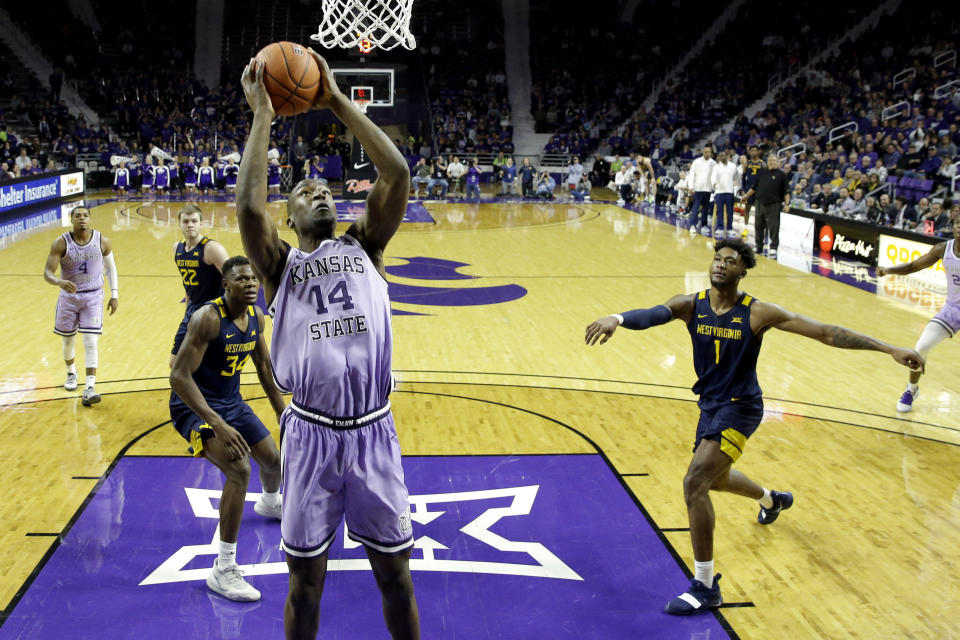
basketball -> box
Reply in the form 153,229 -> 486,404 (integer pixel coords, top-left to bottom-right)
255,41 -> 322,116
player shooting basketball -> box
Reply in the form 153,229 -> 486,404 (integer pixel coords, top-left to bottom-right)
585,237 -> 924,616
238,50 -> 419,640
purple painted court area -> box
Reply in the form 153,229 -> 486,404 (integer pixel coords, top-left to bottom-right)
0,454 -> 729,640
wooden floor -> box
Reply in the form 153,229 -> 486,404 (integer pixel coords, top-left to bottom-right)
1,193 -> 957,638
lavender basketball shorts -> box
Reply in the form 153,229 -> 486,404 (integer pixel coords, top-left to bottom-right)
932,303 -> 960,336
54,289 -> 104,336
279,400 -> 414,558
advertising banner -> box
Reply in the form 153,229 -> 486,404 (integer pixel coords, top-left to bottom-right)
878,234 -> 945,292
0,175 -> 61,213
59,171 -> 84,197
342,139 -> 378,200
777,212 -> 815,272
814,219 -> 879,265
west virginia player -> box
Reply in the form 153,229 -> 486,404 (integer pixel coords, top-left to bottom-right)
169,256 -> 285,602
170,204 -> 228,368
585,238 -> 924,616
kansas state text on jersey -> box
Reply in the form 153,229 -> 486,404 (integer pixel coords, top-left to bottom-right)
268,235 -> 392,416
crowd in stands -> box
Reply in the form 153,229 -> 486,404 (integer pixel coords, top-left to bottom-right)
532,1 -> 723,162
416,1 -> 513,157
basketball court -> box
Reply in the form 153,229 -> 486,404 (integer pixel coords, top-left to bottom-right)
0,192 -> 957,639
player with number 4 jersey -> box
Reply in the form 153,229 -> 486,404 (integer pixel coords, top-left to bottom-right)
585,237 -> 924,617
877,215 -> 960,412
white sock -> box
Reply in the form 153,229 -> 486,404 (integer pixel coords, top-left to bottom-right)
907,382 -> 918,392
218,540 -> 237,568
759,488 -> 775,508
260,490 -> 280,506
694,560 -> 714,588
86,375 -> 96,389
66,363 -> 77,375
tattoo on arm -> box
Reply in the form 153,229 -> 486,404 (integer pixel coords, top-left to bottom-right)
828,326 -> 885,351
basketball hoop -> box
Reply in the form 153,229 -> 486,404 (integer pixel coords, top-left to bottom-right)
310,0 -> 417,52
353,99 -> 370,114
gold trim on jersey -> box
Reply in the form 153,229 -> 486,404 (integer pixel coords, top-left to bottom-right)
190,425 -> 215,457
719,427 -> 747,462
214,297 -> 227,318
698,290 -> 707,300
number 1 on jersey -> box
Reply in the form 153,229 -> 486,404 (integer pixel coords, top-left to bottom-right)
714,339 -> 720,364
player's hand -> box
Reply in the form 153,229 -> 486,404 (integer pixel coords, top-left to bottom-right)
891,347 -> 925,373
306,48 -> 343,111
59,279 -> 77,294
240,58 -> 275,118
214,422 -> 251,460
107,297 -> 118,315
876,266 -> 888,277
585,316 -> 619,346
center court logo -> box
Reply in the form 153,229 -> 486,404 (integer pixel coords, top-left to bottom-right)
819,224 -> 834,252
140,484 -> 582,586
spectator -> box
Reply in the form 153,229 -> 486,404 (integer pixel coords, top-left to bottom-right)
446,156 -> 466,195
914,197 -> 931,226
890,195 -> 916,229
688,144 -> 716,235
492,151 -> 507,183
519,158 -> 537,197
835,187 -> 855,216
919,146 -> 942,179
14,149 -> 31,172
614,163 -> 634,205
590,154 -> 610,187
572,174 -> 592,201
920,201 -> 945,233
536,171 -> 556,199
411,157 -> 431,197
465,158 -> 481,199
292,136 -> 308,180
939,203 -> 960,237
500,157 -> 518,195
712,149 -> 739,239
49,69 -> 63,102
877,193 -> 897,226
428,157 -> 449,198
849,188 -> 868,220
864,195 -> 884,224
566,156 -> 584,194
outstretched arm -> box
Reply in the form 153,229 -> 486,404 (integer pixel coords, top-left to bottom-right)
237,59 -> 287,295
169,308 -> 251,460
251,307 -> 286,423
876,242 -> 945,277
753,301 -> 924,370
585,294 -> 694,346
307,49 -> 409,272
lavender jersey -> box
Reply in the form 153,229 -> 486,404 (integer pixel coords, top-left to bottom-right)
944,240 -> 960,306
61,231 -> 104,292
269,235 -> 392,416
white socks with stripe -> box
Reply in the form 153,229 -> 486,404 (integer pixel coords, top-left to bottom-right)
218,540 -> 237,569
694,560 -> 714,588
759,488 -> 774,509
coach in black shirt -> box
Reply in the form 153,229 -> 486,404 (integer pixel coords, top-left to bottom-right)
741,153 -> 789,256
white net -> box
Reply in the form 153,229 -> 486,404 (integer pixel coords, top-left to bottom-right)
311,0 -> 417,51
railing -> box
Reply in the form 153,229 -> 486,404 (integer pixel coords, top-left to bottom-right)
827,121 -> 858,143
933,49 -> 956,70
892,67 -> 916,89
767,74 -> 781,91
933,79 -> 960,100
881,101 -> 910,122
865,182 -> 891,202
777,142 -> 805,160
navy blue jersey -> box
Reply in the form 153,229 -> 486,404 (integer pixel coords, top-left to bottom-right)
175,237 -> 224,306
686,290 -> 763,411
182,298 -> 259,402
742,160 -> 764,192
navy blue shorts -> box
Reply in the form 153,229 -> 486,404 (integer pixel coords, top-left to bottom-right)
694,403 -> 764,462
170,394 -> 271,457
171,303 -> 203,355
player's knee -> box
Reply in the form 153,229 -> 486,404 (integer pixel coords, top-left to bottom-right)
682,468 -> 712,501
223,455 -> 251,483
